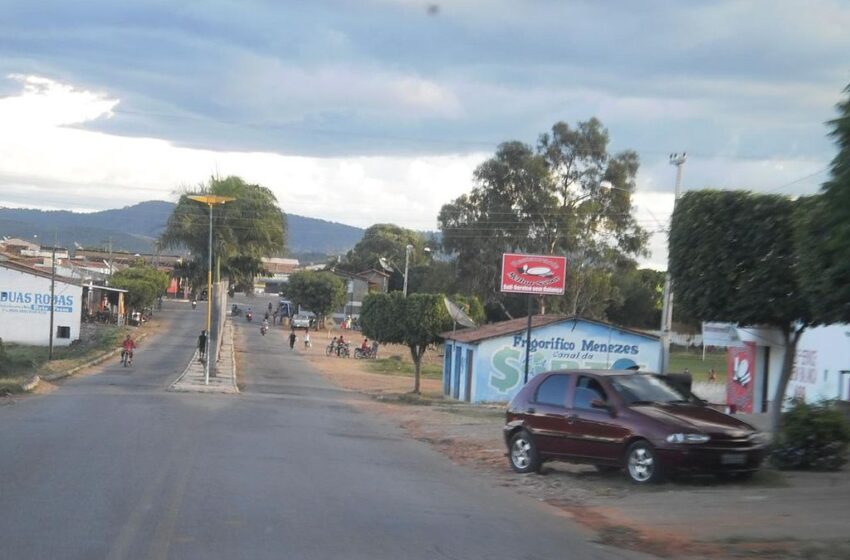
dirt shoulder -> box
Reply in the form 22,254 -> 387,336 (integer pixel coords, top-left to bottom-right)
302,332 -> 850,560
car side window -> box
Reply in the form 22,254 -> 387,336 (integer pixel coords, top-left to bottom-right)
533,374 -> 570,408
574,376 -> 608,410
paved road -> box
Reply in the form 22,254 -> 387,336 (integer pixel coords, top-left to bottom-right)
0,298 -> 651,560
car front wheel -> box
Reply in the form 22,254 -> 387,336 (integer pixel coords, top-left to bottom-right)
509,430 -> 541,474
625,440 -> 662,484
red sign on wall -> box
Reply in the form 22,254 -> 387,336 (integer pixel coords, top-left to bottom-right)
727,342 -> 756,413
500,253 -> 568,295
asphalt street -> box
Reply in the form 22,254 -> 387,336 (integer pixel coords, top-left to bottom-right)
0,298 -> 651,560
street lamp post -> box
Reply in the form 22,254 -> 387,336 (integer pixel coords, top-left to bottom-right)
188,194 -> 235,384
402,245 -> 430,297
660,153 -> 687,374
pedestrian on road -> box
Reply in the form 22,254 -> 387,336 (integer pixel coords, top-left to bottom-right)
198,330 -> 207,361
304,331 -> 311,349
289,330 -> 297,350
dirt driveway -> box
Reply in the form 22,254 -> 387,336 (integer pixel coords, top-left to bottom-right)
299,333 -> 850,559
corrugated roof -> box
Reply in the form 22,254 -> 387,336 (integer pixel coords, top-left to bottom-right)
442,315 -> 660,344
0,259 -> 82,286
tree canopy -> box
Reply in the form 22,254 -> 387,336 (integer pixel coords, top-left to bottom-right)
159,176 -> 286,292
110,265 -> 169,311
284,270 -> 346,327
438,118 -> 647,317
669,189 -> 809,435
796,84 -> 850,324
338,224 -> 429,291
360,292 -> 451,393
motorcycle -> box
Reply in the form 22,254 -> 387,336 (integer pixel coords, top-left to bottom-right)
120,349 -> 133,367
191,300 -> 197,310
354,346 -> 375,359
337,343 -> 351,358
260,324 -> 268,336
246,312 -> 253,322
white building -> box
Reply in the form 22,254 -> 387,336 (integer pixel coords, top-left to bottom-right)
0,260 -> 83,346
725,324 -> 850,413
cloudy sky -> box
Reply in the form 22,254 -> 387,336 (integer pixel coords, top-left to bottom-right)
1,0 -> 848,267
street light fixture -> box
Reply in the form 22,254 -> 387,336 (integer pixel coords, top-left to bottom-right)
188,194 -> 236,385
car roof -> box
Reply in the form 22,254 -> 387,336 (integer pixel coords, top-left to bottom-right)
539,369 -> 660,378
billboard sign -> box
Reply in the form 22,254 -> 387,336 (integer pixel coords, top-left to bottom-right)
500,253 -> 567,295
702,322 -> 741,347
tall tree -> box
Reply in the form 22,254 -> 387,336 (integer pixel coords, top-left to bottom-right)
360,292 -> 451,394
439,119 -> 646,316
285,271 -> 346,328
669,190 -> 809,436
159,176 -> 285,291
797,84 -> 850,324
606,267 -> 665,328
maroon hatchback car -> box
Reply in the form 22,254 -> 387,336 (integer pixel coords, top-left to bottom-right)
504,370 -> 768,483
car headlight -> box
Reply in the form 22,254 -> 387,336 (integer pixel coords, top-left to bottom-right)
666,433 -> 711,444
750,432 -> 770,445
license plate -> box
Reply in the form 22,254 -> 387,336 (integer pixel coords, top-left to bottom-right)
721,453 -> 746,465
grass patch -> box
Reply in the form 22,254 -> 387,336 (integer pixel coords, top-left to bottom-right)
669,349 -> 726,383
0,325 -> 128,381
364,356 -> 443,379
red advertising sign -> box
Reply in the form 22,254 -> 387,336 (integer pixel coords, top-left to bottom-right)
727,342 -> 756,413
500,253 -> 568,295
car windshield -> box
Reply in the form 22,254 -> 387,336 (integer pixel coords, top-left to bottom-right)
609,375 -> 689,405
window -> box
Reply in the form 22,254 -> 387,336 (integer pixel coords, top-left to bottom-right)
574,376 -> 607,410
57,326 -> 71,339
533,374 -> 570,407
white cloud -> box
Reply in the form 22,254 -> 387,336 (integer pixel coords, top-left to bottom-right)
0,75 -> 479,230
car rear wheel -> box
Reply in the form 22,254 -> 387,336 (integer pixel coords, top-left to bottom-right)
625,441 -> 662,484
509,431 -> 541,474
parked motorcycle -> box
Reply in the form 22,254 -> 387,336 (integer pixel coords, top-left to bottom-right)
338,343 -> 351,358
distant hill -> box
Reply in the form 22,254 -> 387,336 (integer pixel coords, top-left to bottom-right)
0,201 -> 364,256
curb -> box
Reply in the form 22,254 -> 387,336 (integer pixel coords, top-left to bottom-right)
40,331 -> 151,384
228,318 -> 239,393
20,374 -> 40,392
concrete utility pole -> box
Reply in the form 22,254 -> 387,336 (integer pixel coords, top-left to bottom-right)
660,152 -> 687,374
48,243 -> 56,360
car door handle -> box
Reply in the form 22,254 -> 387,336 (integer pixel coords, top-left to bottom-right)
565,414 -> 578,423
525,407 -> 536,414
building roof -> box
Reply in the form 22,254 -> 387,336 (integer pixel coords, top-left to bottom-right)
442,315 -> 661,344
0,259 -> 82,286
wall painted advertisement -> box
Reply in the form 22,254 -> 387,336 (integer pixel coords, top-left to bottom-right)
474,320 -> 660,403
727,342 -> 756,413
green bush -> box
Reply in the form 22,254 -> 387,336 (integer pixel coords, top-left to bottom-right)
771,399 -> 850,471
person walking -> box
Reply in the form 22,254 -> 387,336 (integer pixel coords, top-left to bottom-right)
709,367 -> 717,382
289,330 -> 297,350
198,330 -> 207,361
303,331 -> 311,349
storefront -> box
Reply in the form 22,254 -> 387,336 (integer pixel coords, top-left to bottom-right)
0,260 -> 83,346
727,324 -> 850,413
442,315 -> 661,404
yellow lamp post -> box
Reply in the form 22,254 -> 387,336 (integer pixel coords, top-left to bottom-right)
188,194 -> 235,384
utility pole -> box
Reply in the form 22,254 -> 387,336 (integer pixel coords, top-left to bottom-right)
48,243 -> 56,360
660,152 -> 687,374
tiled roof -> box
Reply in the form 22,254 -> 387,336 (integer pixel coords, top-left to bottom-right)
443,315 -> 660,344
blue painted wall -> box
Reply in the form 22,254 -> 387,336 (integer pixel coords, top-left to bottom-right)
444,319 -> 661,404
